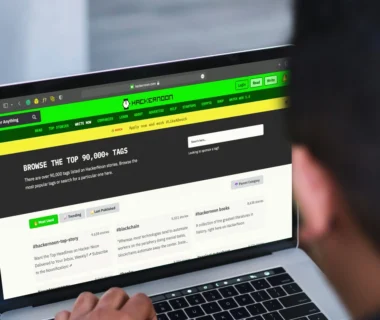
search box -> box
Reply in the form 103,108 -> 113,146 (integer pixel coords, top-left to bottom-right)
188,124 -> 264,148
0,111 -> 41,129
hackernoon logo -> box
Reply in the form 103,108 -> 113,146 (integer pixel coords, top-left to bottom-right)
123,99 -> 130,110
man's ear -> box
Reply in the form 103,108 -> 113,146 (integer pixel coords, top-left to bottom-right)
293,146 -> 337,243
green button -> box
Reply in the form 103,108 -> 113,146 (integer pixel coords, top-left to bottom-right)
250,78 -> 263,88
235,80 -> 249,90
265,76 -> 278,86
29,215 -> 58,229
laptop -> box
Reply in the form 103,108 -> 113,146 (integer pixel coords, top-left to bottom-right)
0,46 -> 348,320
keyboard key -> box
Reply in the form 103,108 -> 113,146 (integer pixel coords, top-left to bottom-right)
203,290 -> 222,302
234,294 -> 254,306
246,303 -> 266,316
247,317 -> 264,320
218,298 -> 238,310
151,295 -> 166,303
184,306 -> 205,318
272,267 -> 286,275
219,286 -> 239,298
154,301 -> 172,313
267,287 -> 287,298
186,294 -> 206,306
279,303 -> 320,320
213,311 -> 234,320
182,288 -> 198,295
229,307 -> 250,319
279,293 -> 311,308
167,310 -> 188,320
267,274 -> 294,287
263,299 -> 283,311
282,283 -> 302,295
169,298 -> 189,310
198,316 -> 213,320
308,314 -> 328,320
251,279 -> 270,290
198,284 -> 215,291
166,292 -> 182,299
202,302 -> 222,314
263,312 -> 283,320
251,290 -> 271,302
157,315 -> 169,320
235,282 -> 255,294
230,276 -> 250,284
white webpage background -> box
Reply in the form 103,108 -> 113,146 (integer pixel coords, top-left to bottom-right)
0,164 -> 292,299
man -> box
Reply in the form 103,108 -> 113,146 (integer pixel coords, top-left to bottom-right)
289,1 -> 380,318
56,1 -> 380,319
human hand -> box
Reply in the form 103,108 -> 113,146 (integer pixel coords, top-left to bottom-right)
55,288 -> 156,320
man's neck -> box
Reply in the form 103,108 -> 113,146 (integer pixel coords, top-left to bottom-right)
310,216 -> 380,319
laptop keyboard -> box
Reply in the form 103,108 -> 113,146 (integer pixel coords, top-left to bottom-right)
150,267 -> 328,320
45,267 -> 327,320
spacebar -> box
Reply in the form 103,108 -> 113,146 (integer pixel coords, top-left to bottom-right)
279,303 -> 320,320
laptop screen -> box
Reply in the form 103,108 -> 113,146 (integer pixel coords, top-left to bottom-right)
0,55 -> 292,300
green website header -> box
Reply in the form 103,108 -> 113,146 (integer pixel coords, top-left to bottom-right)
0,70 -> 289,133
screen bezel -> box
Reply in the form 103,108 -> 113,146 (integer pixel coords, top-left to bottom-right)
0,46 -> 296,313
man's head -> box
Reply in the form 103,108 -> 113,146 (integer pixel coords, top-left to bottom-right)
289,0 -> 380,249
288,1 -> 380,315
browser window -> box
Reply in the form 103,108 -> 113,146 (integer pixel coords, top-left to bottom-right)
0,63 -> 292,300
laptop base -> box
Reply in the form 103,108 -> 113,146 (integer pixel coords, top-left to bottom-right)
1,248 -> 349,320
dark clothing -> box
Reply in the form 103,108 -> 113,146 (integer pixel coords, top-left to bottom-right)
362,314 -> 380,320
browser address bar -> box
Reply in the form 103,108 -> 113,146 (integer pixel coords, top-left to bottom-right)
81,72 -> 207,100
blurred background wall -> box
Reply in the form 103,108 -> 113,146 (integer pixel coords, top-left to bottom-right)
0,0 -> 89,85
0,0 -> 293,85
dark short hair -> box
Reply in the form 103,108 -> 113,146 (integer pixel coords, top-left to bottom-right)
288,0 -> 380,247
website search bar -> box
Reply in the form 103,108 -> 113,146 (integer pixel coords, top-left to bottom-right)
0,111 -> 41,129
188,125 -> 264,148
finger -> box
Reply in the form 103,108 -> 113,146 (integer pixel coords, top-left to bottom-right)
96,287 -> 129,310
70,292 -> 99,318
121,293 -> 156,320
55,310 -> 70,320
